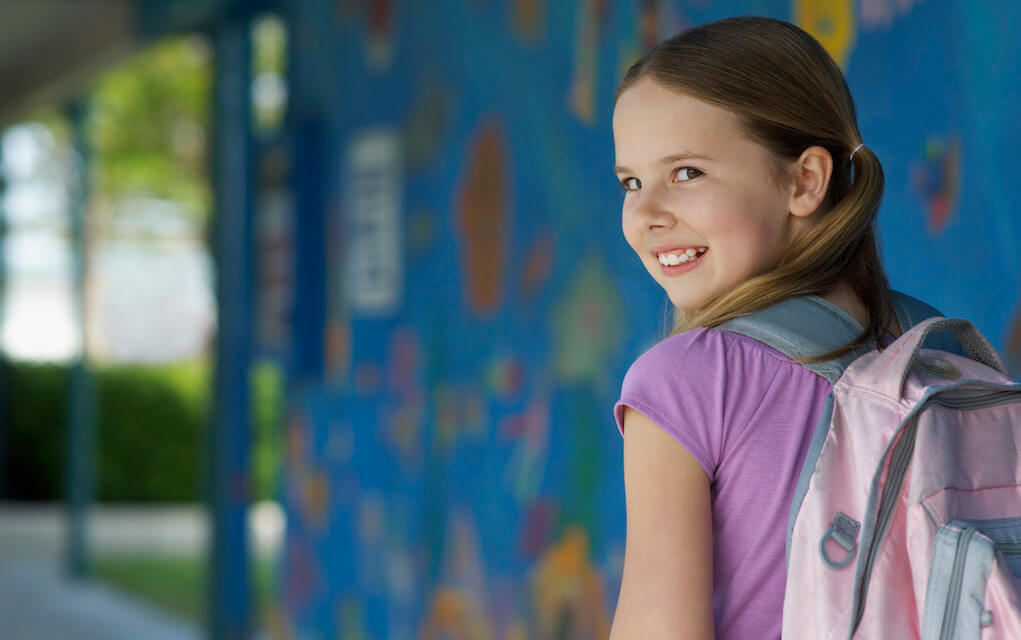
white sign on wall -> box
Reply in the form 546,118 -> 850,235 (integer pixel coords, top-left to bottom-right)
344,127 -> 403,316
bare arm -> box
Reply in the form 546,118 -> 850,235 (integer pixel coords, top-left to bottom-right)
609,406 -> 715,640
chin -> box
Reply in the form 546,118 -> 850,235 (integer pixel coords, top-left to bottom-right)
666,290 -> 713,312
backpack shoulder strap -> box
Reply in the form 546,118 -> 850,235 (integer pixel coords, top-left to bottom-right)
717,295 -> 868,384
717,290 -> 953,383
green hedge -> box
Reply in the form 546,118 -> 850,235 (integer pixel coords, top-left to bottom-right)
1,358 -> 282,503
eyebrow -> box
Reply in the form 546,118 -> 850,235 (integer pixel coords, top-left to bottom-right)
614,151 -> 714,174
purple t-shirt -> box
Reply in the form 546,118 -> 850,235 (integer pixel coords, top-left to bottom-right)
614,327 -> 832,640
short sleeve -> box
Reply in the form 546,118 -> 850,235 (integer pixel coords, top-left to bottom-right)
613,327 -> 787,480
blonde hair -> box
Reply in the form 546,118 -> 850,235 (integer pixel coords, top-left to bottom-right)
616,16 -> 896,359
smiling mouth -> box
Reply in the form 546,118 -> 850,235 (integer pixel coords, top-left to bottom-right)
656,247 -> 707,274
656,247 -> 707,266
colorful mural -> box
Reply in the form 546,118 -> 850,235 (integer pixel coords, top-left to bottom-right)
275,1 -> 1021,638
910,134 -> 961,235
794,0 -> 856,68
456,118 -> 509,317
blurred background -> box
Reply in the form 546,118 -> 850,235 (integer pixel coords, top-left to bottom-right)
0,1 -> 1018,639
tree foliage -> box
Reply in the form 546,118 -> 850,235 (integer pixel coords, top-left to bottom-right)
89,35 -> 213,228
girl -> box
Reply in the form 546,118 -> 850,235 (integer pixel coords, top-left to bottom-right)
608,16 -> 915,639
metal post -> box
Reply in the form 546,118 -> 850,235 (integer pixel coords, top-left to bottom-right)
208,13 -> 255,640
0,137 -> 7,500
284,0 -> 329,386
65,99 -> 95,579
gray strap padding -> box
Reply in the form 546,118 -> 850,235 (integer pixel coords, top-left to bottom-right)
718,290 -> 956,383
718,295 -> 869,383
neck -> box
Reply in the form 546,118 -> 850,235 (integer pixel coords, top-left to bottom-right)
819,280 -> 869,330
819,281 -> 901,335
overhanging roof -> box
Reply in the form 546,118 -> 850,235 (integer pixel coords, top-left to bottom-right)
0,1 -> 136,129
0,0 -> 252,130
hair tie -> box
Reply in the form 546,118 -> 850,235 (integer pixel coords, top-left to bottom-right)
849,143 -> 865,161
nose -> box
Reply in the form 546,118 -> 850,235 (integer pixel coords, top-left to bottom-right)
630,182 -> 675,230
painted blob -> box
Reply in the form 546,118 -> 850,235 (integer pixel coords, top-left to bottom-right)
487,352 -> 526,399
325,318 -> 351,381
433,382 -> 460,454
510,0 -> 546,44
860,0 -> 927,30
358,491 -> 386,590
637,0 -> 687,52
406,85 -> 453,170
336,595 -> 371,639
519,498 -> 558,559
383,393 -> 426,470
299,468 -> 330,532
794,0 -> 857,68
910,135 -> 961,235
520,231 -> 555,299
501,397 -> 550,504
408,208 -> 438,254
551,254 -> 625,383
285,410 -> 309,467
531,525 -> 611,639
365,0 -> 395,72
567,0 -> 610,123
283,535 -> 323,614
461,386 -> 488,436
387,326 -> 421,393
419,508 -> 492,638
456,118 -> 509,315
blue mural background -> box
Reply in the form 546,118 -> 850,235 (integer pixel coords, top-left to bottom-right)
272,1 -> 1021,638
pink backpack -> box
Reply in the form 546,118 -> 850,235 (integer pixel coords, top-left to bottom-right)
721,293 -> 1021,639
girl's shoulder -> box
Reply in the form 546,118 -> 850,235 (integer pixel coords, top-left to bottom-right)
629,325 -> 803,374
619,326 -> 816,419
615,326 -> 831,469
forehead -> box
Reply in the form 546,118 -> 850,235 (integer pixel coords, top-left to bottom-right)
612,78 -> 750,164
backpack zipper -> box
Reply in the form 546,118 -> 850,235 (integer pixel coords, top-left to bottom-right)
939,526 -> 979,640
849,388 -> 1021,636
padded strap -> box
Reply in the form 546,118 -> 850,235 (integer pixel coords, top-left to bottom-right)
718,290 -> 952,383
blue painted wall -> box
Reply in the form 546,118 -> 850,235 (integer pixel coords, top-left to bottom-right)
271,1 -> 1021,637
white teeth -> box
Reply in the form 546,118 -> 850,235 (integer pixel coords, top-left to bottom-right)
658,248 -> 706,266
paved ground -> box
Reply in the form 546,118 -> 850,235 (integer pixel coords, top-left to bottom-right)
0,502 -> 283,640
0,552 -> 201,640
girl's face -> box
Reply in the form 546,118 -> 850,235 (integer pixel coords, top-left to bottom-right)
612,78 -> 803,311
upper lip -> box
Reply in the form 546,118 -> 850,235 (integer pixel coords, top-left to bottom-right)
649,245 -> 707,257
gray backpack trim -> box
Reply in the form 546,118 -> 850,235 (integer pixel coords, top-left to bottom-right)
717,290 -> 959,568
718,295 -> 869,384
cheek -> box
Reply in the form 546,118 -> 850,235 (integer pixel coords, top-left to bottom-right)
620,203 -> 640,249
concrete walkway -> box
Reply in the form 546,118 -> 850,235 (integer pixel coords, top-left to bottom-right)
0,502 -> 284,640
0,553 -> 201,640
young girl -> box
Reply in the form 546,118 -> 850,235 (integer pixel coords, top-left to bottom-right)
609,16 -> 913,639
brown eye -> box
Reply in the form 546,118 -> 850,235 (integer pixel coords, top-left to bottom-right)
673,167 -> 703,182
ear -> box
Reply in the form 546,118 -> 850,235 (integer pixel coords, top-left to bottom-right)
787,145 -> 833,219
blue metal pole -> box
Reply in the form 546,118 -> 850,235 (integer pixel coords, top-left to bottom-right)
208,14 -> 255,640
65,99 -> 95,579
0,134 -> 7,500
283,0 -> 329,387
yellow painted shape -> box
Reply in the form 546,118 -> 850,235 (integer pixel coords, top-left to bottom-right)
794,0 -> 856,68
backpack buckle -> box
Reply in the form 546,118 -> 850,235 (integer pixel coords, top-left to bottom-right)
819,512 -> 860,570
